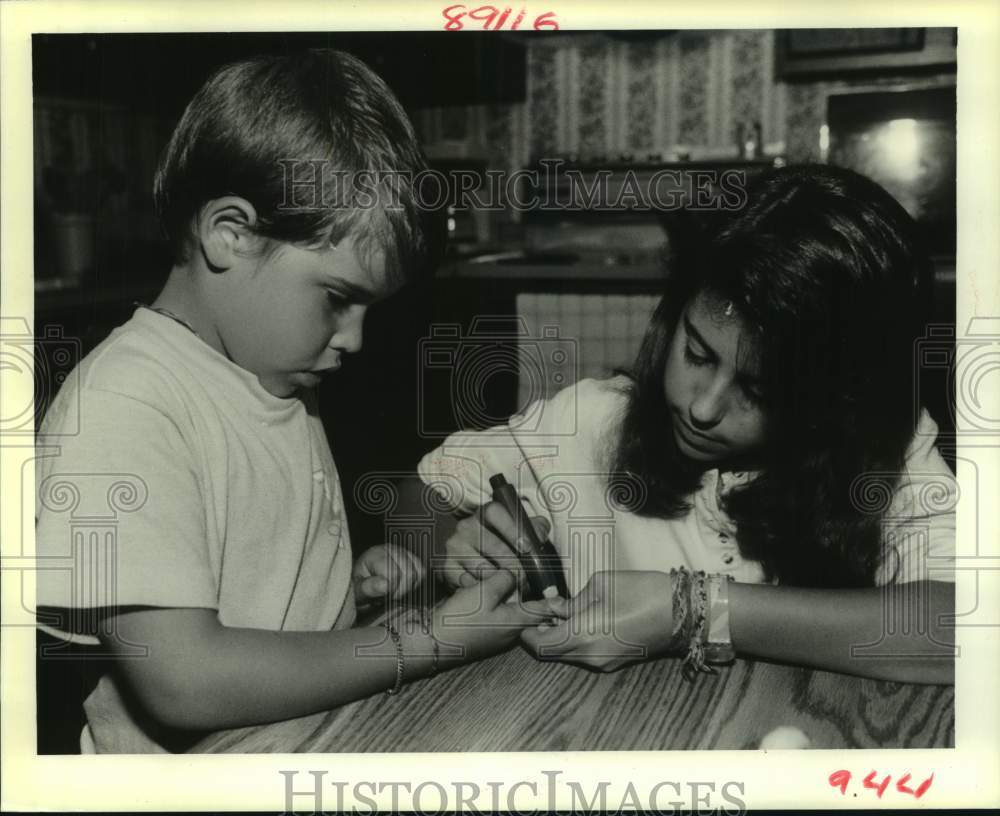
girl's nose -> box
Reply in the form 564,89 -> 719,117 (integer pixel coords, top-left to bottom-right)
332,307 -> 365,354
689,376 -> 728,428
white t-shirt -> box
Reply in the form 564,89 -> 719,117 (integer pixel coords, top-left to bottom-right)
418,377 -> 956,593
35,307 -> 355,753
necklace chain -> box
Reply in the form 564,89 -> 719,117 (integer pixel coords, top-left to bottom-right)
135,303 -> 199,337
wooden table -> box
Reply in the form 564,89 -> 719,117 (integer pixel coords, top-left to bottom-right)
192,645 -> 954,753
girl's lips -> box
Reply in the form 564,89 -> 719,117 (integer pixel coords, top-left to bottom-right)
673,418 -> 722,451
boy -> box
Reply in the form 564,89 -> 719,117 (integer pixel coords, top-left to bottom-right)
35,49 -> 547,753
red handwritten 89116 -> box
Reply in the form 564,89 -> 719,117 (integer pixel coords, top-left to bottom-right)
442,5 -> 559,31
829,770 -> 935,800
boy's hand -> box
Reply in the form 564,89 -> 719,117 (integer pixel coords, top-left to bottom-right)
353,544 -> 425,603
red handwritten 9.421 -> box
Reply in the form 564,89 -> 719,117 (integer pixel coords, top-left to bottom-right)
442,6 -> 559,31
829,770 -> 934,800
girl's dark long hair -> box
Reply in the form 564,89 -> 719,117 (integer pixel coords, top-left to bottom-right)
612,165 -> 929,587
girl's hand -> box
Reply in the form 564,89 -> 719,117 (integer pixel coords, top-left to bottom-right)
521,570 -> 675,672
353,544 -> 425,603
433,569 -> 553,664
441,503 -> 551,589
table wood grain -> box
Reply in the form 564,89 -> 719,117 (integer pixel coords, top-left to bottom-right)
192,645 -> 953,753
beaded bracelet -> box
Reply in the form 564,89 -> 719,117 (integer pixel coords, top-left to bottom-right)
682,570 -> 716,679
419,606 -> 440,677
382,621 -> 404,696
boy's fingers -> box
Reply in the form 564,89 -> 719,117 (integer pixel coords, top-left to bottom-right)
544,596 -> 571,618
389,546 -> 423,595
357,575 -> 388,599
521,620 -> 574,655
381,551 -> 402,590
515,599 -> 560,621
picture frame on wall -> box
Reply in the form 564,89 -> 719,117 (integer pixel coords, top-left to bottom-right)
775,28 -> 957,80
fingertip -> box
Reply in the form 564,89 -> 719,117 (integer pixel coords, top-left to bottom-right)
492,568 -> 517,587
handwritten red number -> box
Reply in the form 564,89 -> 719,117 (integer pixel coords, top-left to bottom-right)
443,4 -> 466,30
511,7 -> 526,29
914,774 -> 934,799
494,7 -> 512,29
896,773 -> 914,795
469,5 -> 500,28
533,11 -> 559,30
829,770 -> 851,795
863,771 -> 891,799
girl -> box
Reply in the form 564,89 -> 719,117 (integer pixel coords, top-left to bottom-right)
421,164 -> 956,684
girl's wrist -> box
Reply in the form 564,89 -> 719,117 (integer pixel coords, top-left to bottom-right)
666,569 -> 736,678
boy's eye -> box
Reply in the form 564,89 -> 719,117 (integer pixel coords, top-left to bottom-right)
683,345 -> 711,366
325,290 -> 350,311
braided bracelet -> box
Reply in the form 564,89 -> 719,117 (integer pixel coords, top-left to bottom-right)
667,569 -> 720,679
667,568 -> 690,652
682,570 -> 717,679
382,621 -> 405,696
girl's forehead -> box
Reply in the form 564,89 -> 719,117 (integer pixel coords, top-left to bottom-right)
686,292 -> 762,370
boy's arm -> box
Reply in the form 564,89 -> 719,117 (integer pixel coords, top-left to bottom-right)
101,573 -> 550,732
102,607 -> 429,731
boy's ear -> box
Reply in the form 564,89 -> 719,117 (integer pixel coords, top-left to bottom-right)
197,196 -> 260,271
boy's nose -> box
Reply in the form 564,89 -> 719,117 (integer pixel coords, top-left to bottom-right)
332,307 -> 365,354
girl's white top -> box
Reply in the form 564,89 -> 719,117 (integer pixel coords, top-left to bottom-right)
418,377 -> 956,593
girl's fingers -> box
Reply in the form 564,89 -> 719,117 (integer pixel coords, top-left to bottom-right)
479,502 -> 534,559
478,516 -> 526,575
478,569 -> 518,608
531,516 -> 551,541
455,554 -> 499,583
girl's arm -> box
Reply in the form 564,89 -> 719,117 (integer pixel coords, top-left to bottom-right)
102,570 -> 550,732
728,580 -> 955,684
524,572 -> 955,684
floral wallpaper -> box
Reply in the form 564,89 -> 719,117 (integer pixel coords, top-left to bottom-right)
418,30 -> 956,171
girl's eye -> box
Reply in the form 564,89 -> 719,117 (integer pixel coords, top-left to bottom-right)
683,345 -> 711,367
740,385 -> 764,409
